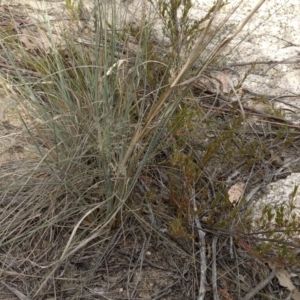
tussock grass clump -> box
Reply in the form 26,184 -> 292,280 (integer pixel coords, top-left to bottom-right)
0,0 -> 299,298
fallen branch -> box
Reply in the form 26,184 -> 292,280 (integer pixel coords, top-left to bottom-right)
212,236 -> 220,300
241,269 -> 277,300
191,185 -> 207,300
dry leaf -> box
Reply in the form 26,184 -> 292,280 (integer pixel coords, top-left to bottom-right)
211,71 -> 232,93
228,182 -> 245,205
19,28 -> 52,52
276,269 -> 300,300
269,262 -> 300,300
218,288 -> 235,300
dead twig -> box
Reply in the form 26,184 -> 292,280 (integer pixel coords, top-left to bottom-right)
242,87 -> 300,101
212,236 -> 220,300
191,185 -> 207,300
227,55 -> 300,68
241,269 -> 277,300
197,89 -> 300,128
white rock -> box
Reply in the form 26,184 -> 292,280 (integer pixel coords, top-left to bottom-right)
252,173 -> 300,223
278,70 -> 300,94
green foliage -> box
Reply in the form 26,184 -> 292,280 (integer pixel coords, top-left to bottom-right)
65,0 -> 82,20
